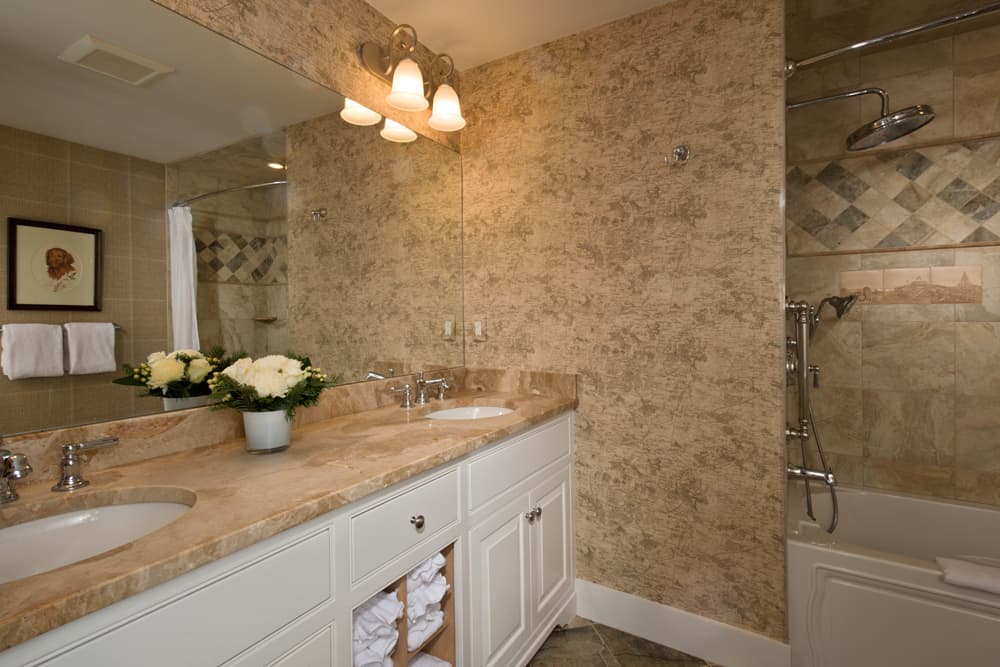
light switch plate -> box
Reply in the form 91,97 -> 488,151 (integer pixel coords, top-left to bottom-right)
472,317 -> 487,342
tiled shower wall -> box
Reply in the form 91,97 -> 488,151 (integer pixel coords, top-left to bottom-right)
788,138 -> 1000,255
0,124 -> 167,432
787,246 -> 1000,506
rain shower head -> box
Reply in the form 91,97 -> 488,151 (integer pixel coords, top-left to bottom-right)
847,104 -> 935,151
787,87 -> 935,151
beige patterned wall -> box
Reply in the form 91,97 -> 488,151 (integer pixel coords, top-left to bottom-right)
787,9 -> 1000,163
152,0 -> 459,151
0,124 -> 167,433
461,0 -> 788,640
286,112 -> 463,384
788,246 -> 1000,506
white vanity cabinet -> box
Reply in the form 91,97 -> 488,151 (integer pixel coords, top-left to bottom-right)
1,412 -> 574,667
464,417 -> 575,667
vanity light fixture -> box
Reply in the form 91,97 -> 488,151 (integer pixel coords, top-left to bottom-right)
359,24 -> 466,132
340,98 -> 382,126
380,118 -> 417,143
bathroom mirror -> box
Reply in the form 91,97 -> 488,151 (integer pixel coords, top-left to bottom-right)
0,0 -> 463,435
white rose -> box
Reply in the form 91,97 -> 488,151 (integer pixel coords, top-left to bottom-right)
187,358 -> 212,383
253,355 -> 305,389
249,368 -> 290,398
146,351 -> 167,364
148,357 -> 185,389
222,358 -> 254,385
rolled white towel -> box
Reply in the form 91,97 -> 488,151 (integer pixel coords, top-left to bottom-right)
0,323 -> 64,379
354,591 -> 404,628
408,552 -> 447,584
410,653 -> 451,667
407,608 -> 445,651
937,557 -> 1000,594
353,629 -> 398,666
407,573 -> 450,622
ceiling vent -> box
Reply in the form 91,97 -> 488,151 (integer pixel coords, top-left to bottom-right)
59,35 -> 174,87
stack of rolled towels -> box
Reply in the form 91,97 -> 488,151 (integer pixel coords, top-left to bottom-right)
406,552 -> 450,653
353,590 -> 404,667
409,654 -> 451,667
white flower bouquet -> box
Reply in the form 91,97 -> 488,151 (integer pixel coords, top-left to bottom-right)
208,354 -> 338,420
114,347 -> 231,398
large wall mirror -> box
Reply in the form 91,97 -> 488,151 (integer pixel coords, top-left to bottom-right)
0,0 -> 463,435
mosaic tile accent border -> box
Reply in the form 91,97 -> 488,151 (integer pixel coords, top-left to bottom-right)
193,228 -> 287,285
787,138 -> 1000,256
840,265 -> 983,304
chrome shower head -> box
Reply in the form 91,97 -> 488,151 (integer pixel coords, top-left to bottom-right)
819,295 -> 857,320
847,104 -> 935,151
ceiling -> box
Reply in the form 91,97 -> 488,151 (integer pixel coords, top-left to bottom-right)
0,0 -> 342,164
366,0 -> 676,71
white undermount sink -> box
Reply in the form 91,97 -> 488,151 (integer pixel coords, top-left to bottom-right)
0,501 -> 192,585
427,406 -> 514,420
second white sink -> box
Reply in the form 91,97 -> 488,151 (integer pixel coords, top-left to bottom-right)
0,501 -> 192,585
427,406 -> 514,420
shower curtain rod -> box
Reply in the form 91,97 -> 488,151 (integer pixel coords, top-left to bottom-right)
170,180 -> 287,208
786,1 -> 1000,76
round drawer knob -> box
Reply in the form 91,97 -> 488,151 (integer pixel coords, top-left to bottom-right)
410,514 -> 425,530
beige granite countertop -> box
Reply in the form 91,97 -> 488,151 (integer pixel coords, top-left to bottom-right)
0,390 -> 575,651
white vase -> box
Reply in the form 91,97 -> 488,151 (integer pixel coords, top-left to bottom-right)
242,409 -> 291,454
162,396 -> 210,412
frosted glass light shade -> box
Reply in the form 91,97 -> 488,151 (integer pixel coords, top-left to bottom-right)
428,84 -> 466,132
381,119 -> 417,143
386,58 -> 428,112
340,98 -> 382,126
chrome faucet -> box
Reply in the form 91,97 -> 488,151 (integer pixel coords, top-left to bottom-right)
52,437 -> 119,492
415,371 -> 450,404
366,371 -> 386,380
390,384 -> 415,408
0,449 -> 32,504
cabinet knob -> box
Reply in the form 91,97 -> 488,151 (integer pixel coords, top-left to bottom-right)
524,507 -> 542,523
410,514 -> 425,530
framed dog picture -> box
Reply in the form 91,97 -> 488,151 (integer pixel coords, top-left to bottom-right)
7,218 -> 102,310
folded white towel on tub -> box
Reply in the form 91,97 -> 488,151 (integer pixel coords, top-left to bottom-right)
0,323 -> 64,379
937,557 -> 1000,595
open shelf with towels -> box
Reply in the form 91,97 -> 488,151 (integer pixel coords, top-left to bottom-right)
354,542 -> 455,667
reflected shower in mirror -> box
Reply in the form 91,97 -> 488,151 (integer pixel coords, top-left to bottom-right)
0,0 -> 463,436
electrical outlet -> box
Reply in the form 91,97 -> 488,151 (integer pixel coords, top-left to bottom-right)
443,318 -> 455,340
472,317 -> 487,342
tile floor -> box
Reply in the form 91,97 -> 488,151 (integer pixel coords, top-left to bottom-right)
528,617 -> 723,666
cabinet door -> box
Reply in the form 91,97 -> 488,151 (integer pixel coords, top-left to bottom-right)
270,625 -> 334,667
530,466 -> 572,625
468,493 -> 531,667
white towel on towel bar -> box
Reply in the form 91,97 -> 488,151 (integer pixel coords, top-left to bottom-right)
63,323 -> 116,375
937,557 -> 1000,594
0,323 -> 64,380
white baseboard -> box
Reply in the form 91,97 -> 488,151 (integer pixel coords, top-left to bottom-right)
575,579 -> 790,667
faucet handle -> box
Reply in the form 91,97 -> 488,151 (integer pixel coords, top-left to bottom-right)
61,436 -> 119,455
52,436 -> 119,493
5,453 -> 31,480
389,384 -> 415,409
0,450 -> 31,504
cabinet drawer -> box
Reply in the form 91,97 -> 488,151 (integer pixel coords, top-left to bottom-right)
350,469 -> 459,583
44,529 -> 332,666
467,416 -> 571,511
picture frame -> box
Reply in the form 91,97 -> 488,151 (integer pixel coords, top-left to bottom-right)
6,218 -> 102,311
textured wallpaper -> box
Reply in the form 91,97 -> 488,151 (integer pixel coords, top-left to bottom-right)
461,0 -> 787,639
286,112 -> 463,384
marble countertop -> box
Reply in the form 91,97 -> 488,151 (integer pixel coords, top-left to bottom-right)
0,390 -> 575,651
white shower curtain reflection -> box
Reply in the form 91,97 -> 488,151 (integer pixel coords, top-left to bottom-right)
168,206 -> 200,351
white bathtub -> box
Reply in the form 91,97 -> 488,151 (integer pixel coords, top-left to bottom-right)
787,485 -> 1000,667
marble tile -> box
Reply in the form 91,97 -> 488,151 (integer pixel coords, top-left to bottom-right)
528,627 -> 616,667
593,624 -> 709,666
862,389 -> 955,467
861,322 -> 955,391
955,392 -> 1000,473
956,322 -> 1000,395
810,321 -> 862,389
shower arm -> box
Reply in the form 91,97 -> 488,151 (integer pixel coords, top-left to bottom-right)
787,88 -> 889,117
786,2 -> 1000,77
